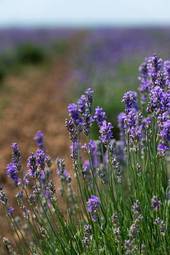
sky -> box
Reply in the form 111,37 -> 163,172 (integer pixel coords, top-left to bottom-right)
0,0 -> 170,27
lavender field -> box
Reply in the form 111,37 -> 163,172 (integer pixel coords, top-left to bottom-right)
0,28 -> 169,254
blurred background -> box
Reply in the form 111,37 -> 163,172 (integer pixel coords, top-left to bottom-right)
0,0 -> 170,247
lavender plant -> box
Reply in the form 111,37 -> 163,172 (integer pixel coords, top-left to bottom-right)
0,55 -> 170,254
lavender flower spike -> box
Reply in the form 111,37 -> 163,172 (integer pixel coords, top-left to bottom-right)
11,143 -> 21,169
99,120 -> 113,145
94,106 -> 106,126
67,103 -> 82,126
34,130 -> 45,150
6,163 -> 20,185
151,196 -> 161,211
87,195 -> 100,221
122,91 -> 138,111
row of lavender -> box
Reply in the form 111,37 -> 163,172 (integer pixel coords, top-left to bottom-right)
74,28 -> 170,82
0,28 -> 77,52
0,55 -> 169,254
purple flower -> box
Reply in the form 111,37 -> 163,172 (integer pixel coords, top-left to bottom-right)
65,119 -> 78,142
158,111 -> 169,124
160,120 -> 170,142
6,163 -> 20,185
27,153 -> 37,177
87,196 -> 100,213
157,143 -> 169,156
122,110 -> 143,143
68,103 -> 82,126
124,109 -> 138,128
34,131 -> 45,150
151,196 -> 161,211
149,86 -> 169,114
94,106 -> 106,125
147,55 -> 163,82
99,120 -> 113,144
122,91 -> 138,111
11,143 -> 21,170
157,120 -> 170,155
35,149 -> 46,170
44,184 -> 55,201
163,60 -> 170,88
129,125 -> 143,143
70,141 -> 80,160
39,171 -> 46,184
82,113 -> 93,136
77,95 -> 87,113
7,207 -> 14,216
142,117 -> 152,129
77,89 -> 93,114
84,88 -> 94,104
78,93 -> 94,135
139,61 -> 148,82
82,160 -> 91,179
87,195 -> 100,221
67,88 -> 94,137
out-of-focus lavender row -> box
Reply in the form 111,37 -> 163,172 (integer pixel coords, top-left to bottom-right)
0,28 -> 78,52
73,28 -> 170,82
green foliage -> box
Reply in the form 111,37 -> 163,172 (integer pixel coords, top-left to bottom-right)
0,43 -> 47,85
0,62 -> 7,83
52,40 -> 70,56
16,43 -> 46,65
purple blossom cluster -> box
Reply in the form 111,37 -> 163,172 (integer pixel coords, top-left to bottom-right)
66,88 -> 94,140
151,195 -> 161,211
94,106 -> 106,125
118,109 -> 143,146
6,163 -> 20,186
34,130 -> 45,150
6,143 -> 21,185
122,91 -> 138,112
87,195 -> 100,221
66,88 -> 113,150
11,143 -> 21,169
99,120 -> 113,145
6,130 -> 52,189
117,55 -> 170,155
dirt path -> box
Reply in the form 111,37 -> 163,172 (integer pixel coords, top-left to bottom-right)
0,55 -> 73,178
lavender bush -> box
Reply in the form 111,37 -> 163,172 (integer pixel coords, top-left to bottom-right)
0,55 -> 170,254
